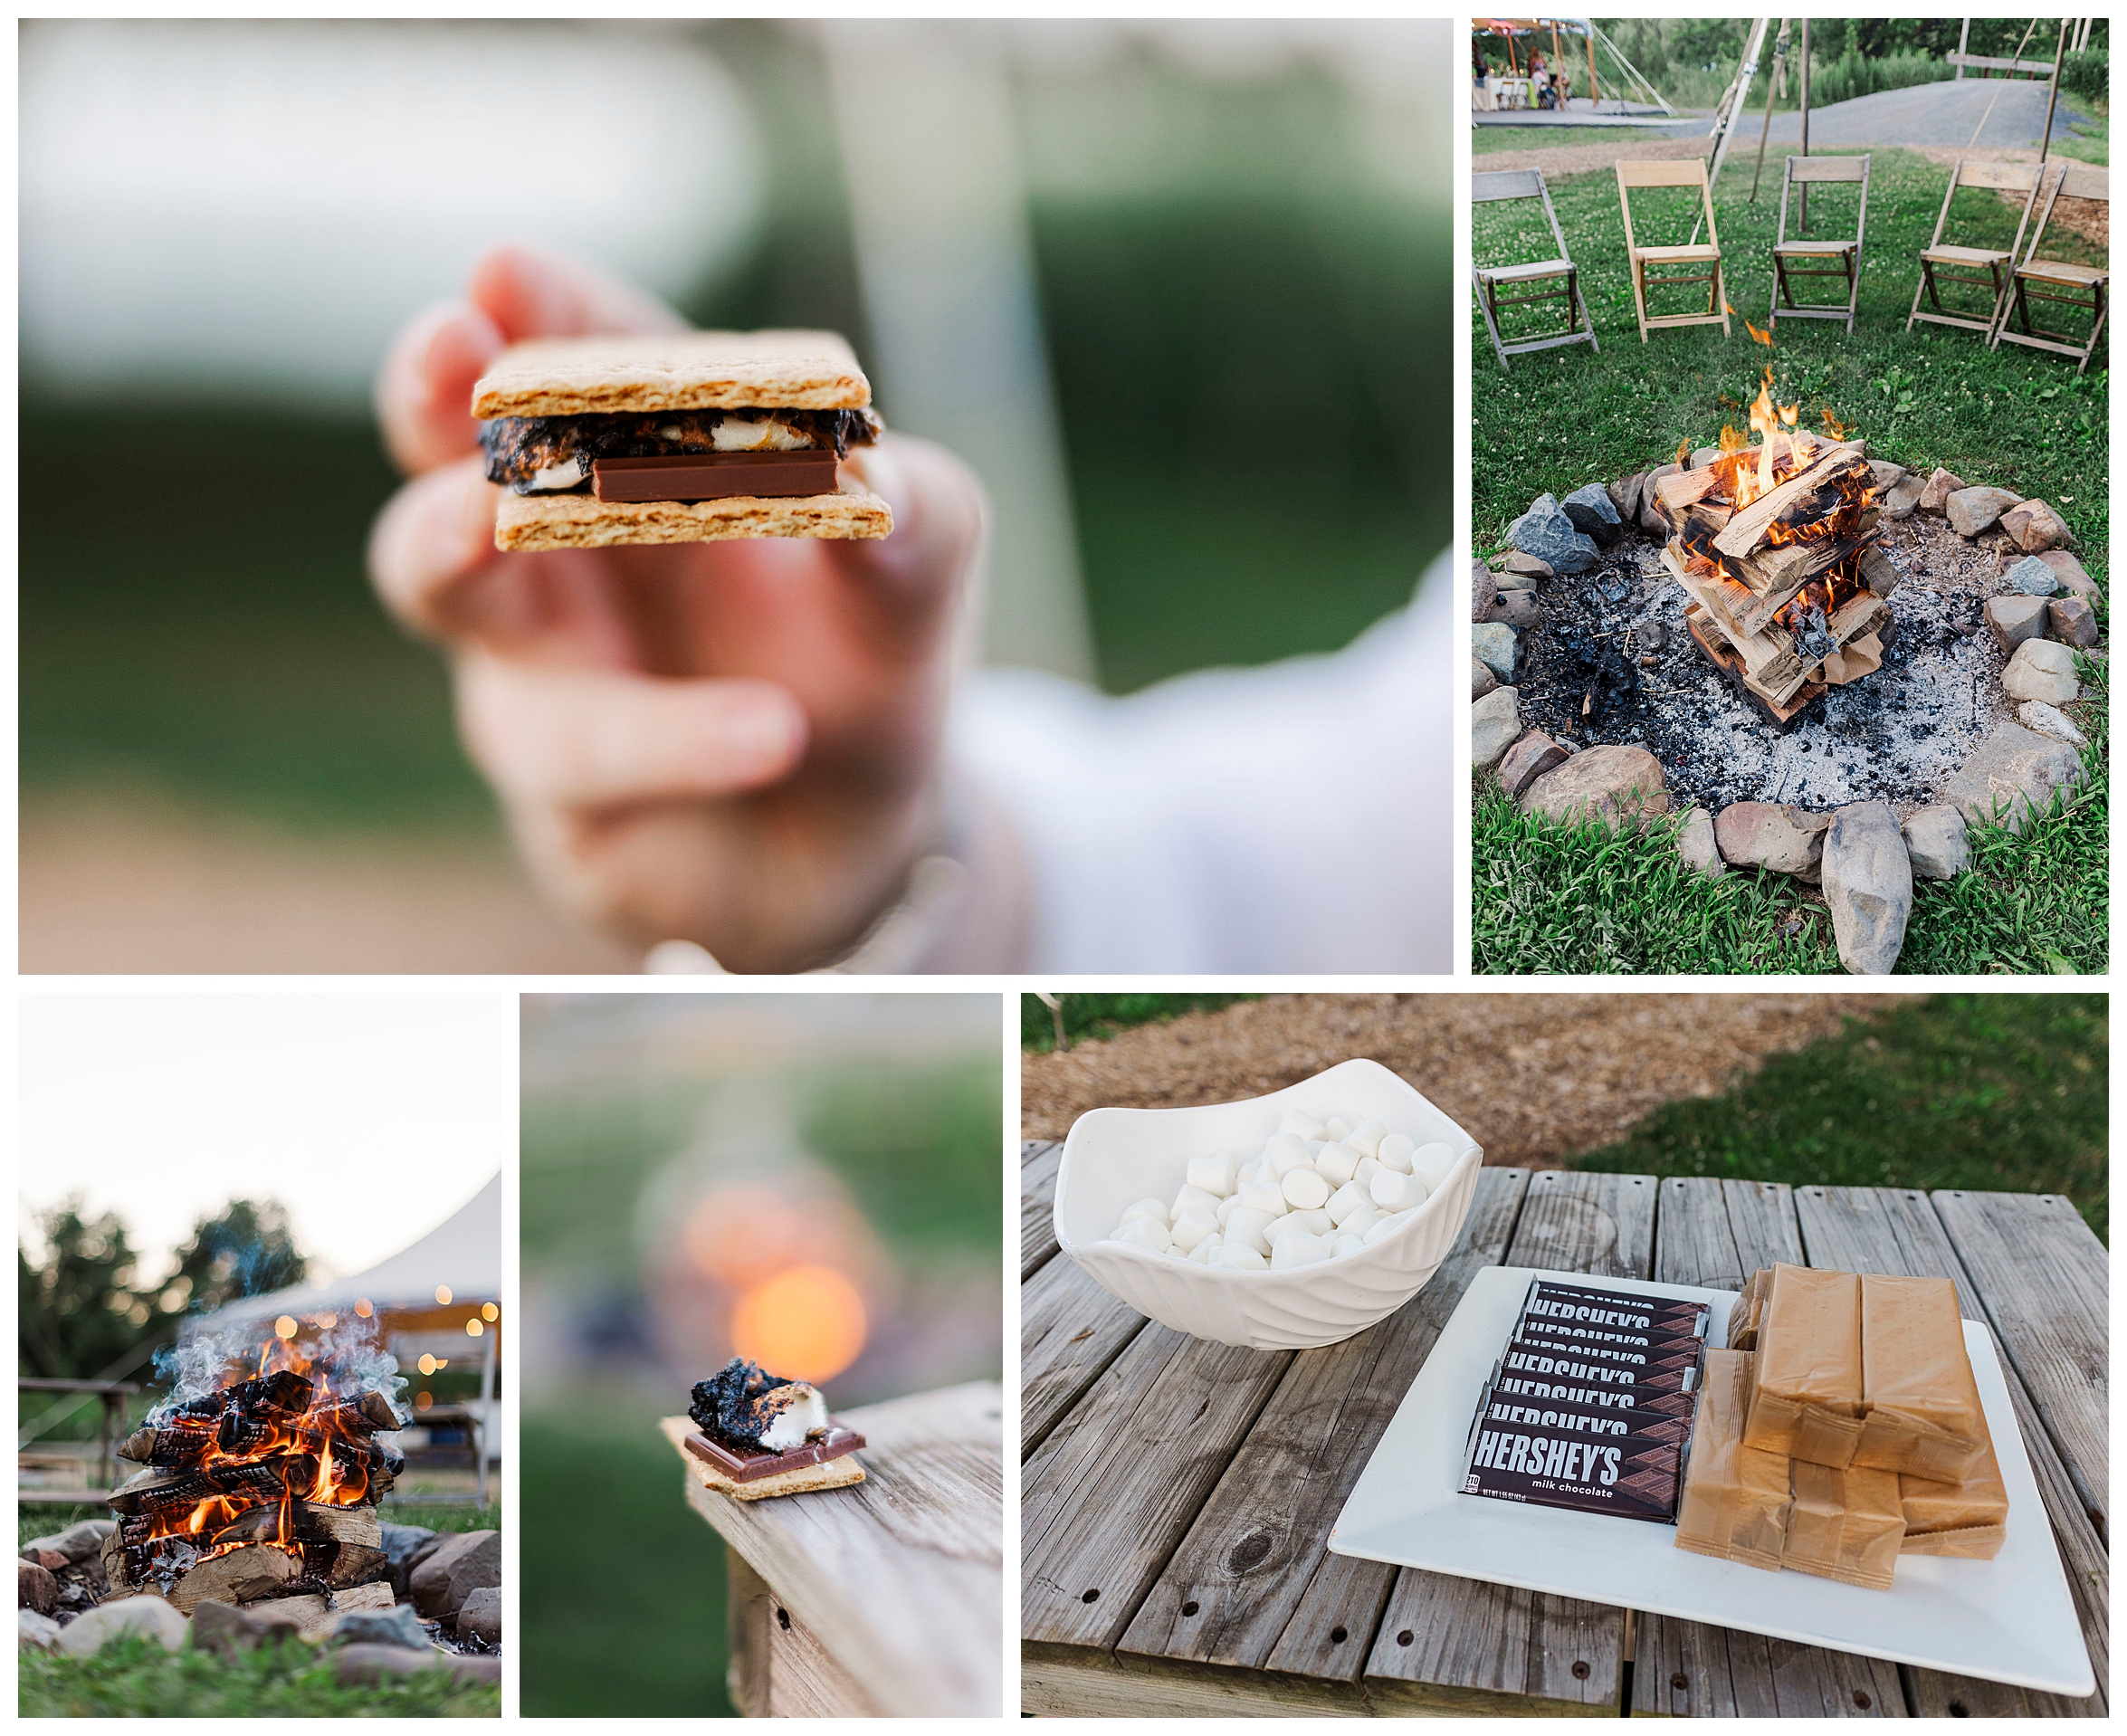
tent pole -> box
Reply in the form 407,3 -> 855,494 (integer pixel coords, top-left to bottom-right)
1586,23 -> 1600,109
2040,17 -> 2068,164
1798,18 -> 1811,231
1956,18 -> 1970,78
1751,21 -> 1790,203
479,1324 -> 495,1508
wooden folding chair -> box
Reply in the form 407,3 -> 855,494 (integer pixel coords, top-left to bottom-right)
1907,158 -> 2046,339
1769,154 -> 1870,334
1993,163 -> 2109,373
1471,167 -> 1599,368
1616,159 -> 1729,342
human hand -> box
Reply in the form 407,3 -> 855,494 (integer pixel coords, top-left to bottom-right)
368,247 -> 988,971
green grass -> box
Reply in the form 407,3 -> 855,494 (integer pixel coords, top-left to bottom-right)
520,1411 -> 730,1719
1020,993 -> 1262,1054
20,1632 -> 498,1718
1472,145 -> 2107,562
1571,994 -> 2108,1242
2052,103 -> 2108,166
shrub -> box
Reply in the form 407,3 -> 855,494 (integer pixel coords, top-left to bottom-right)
2060,48 -> 2108,104
1805,49 -> 1954,110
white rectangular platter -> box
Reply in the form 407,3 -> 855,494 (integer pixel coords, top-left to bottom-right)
1327,1265 -> 2093,1697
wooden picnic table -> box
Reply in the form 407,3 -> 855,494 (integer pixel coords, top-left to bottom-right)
664,1379 -> 1003,1718
1022,1141 -> 2107,1716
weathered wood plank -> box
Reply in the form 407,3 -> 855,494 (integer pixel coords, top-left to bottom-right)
1788,1186 -> 2106,1718
1023,1641 -> 1372,1716
1635,1178 -> 1896,1717
1022,1245 -> 1149,1460
1364,1169 -> 1656,1713
1023,1140 -> 1063,1278
1930,1189 -> 2106,1540
663,1381 -> 1002,1717
1118,1168 -> 1533,1684
728,1551 -> 883,1716
1023,1322 -> 1292,1650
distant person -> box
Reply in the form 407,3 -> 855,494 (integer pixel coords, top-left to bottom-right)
1530,51 -> 1552,109
367,249 -> 1451,974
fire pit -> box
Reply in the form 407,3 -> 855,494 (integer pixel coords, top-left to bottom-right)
100,1331 -> 405,1626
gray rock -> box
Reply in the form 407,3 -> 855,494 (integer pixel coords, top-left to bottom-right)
1471,558 -> 1498,625
1499,548 -> 1554,579
2001,637 -> 2081,704
453,1655 -> 503,1686
1690,446 -> 1723,471
20,1610 -> 62,1653
1916,467 -> 1968,513
1471,655 -> 1497,700
1714,802 -> 1832,881
380,1524 -> 440,1600
2033,548 -> 2102,604
19,1561 -> 57,1615
1866,459 -> 1907,492
1881,474 -> 1926,520
2000,497 -> 2071,552
1498,729 -> 1567,799
56,1594 -> 189,1657
322,1602 -> 434,1653
2047,596 -> 2100,649
1983,593 -> 2050,653
2002,554 -> 2061,596
1822,802 -> 1912,975
1486,590 -> 1540,629
1946,485 -> 2023,539
456,1586 -> 501,1646
1493,566 -> 1537,592
1639,463 -> 1679,533
1561,482 -> 1625,544
191,1598 -> 308,1659
408,1531 -> 500,1623
1521,744 -> 1669,831
1472,687 -> 1521,773
1938,720 -> 2087,835
1675,806 -> 1723,877
1506,493 -> 1598,575
1607,472 -> 1647,523
2017,700 -> 2087,748
22,1522 -> 114,1567
1903,805 -> 1970,879
332,1643 -> 454,1686
1473,621 -> 1521,683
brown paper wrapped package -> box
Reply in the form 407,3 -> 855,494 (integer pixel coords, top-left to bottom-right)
1900,1429 -> 2009,1559
1852,1273 -> 1988,1480
1675,1349 -> 1792,1570
1785,1460 -> 1905,1589
1744,1264 -> 1865,1466
1728,1268 -> 1771,1351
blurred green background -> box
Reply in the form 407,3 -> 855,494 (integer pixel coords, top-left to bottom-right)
519,994 -> 1001,1718
22,22 -> 1447,971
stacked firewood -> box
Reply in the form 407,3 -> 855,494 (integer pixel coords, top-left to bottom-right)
1651,438 -> 1901,724
100,1371 -> 404,1611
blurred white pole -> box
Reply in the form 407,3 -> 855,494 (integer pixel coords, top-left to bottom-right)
821,21 -> 1097,681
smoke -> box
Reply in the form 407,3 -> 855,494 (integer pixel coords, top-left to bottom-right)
148,1309 -> 406,1420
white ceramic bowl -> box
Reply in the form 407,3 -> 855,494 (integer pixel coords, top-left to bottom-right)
1054,1058 -> 1483,1350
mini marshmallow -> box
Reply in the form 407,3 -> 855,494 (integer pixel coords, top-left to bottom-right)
1281,1166 -> 1331,1211
1235,1159 -> 1261,1186
1332,1234 -> 1364,1259
1345,1119 -> 1387,1161
1216,1243 -> 1268,1271
1355,1156 -> 1383,1188
1239,1180 -> 1287,1216
1216,1194 -> 1242,1226
1161,1245 -> 1191,1261
1113,1216 -> 1171,1253
1270,1229 -> 1333,1271
1168,1207 -> 1219,1253
1370,1170 -> 1429,1214
1411,1142 -> 1457,1190
1172,1183 -> 1222,1219
1226,1207 -> 1279,1256
1339,1206 -> 1382,1237
1283,1207 -> 1335,1237
1377,1132 -> 1416,1174
1187,1153 -> 1239,1198
1264,1133 -> 1312,1178
1323,1117 -> 1352,1141
1120,1197 -> 1169,1226
1278,1110 -> 1324,1140
1313,1142 -> 1359,1188
1363,1211 -> 1410,1246
1326,1181 -> 1371,1226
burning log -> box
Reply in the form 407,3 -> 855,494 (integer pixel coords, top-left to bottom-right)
1712,447 -> 1873,563
166,1545 -> 299,1614
121,1390 -> 401,1466
208,1500 -> 386,1551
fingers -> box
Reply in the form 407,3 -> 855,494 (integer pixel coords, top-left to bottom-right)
368,458 -> 505,637
828,434 -> 989,650
456,652 -> 807,809
468,245 -> 688,344
377,301 -> 508,476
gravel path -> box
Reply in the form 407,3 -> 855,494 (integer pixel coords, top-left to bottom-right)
1757,79 -> 2090,149
1022,992 -> 1917,1165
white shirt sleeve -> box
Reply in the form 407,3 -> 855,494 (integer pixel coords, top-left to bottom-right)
947,549 -> 1454,972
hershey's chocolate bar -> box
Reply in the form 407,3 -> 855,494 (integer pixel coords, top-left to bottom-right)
1478,1388 -> 1694,1449
1495,1342 -> 1700,1399
593,450 -> 841,503
1505,1331 -> 1703,1378
1492,1367 -> 1701,1417
1462,1416 -> 1683,1521
683,1424 -> 864,1483
1515,1311 -> 1709,1356
1524,1280 -> 1711,1339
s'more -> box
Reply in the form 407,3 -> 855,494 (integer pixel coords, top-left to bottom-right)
473,330 -> 892,551
674,1357 -> 865,1502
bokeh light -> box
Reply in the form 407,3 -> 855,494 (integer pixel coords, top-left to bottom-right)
466,1318 -> 483,1338
273,1315 -> 298,1339
730,1264 -> 868,1384
434,1284 -> 453,1304
481,1302 -> 499,1321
